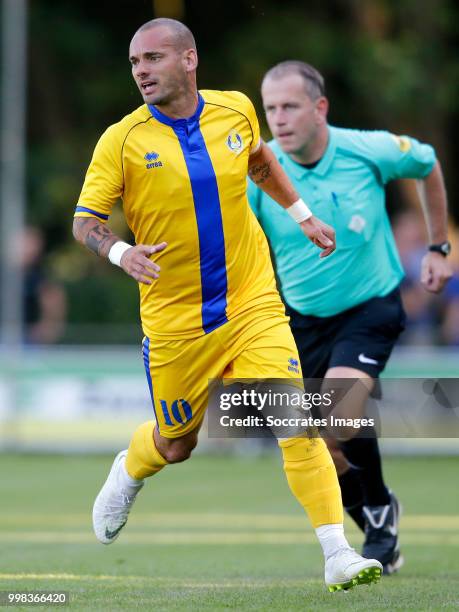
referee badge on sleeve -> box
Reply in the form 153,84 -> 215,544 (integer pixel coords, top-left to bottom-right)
390,135 -> 411,152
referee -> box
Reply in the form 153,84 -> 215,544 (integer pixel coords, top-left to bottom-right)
248,60 -> 452,574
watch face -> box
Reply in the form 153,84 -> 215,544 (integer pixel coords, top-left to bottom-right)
441,242 -> 452,255
429,242 -> 451,256
430,242 -> 451,256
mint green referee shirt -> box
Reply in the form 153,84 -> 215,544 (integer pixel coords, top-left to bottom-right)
248,126 -> 436,317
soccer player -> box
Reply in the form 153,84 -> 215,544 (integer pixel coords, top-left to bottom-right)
248,60 -> 452,574
73,19 -> 383,591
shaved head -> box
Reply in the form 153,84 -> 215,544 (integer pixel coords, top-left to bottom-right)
129,18 -> 199,112
136,18 -> 196,52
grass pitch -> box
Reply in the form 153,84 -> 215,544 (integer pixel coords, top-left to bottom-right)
0,452 -> 458,610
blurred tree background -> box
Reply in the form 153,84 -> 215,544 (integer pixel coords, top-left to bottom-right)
22,0 -> 459,343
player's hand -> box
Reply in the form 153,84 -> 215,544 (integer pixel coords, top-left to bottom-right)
420,251 -> 453,293
299,216 -> 336,258
120,242 -> 167,285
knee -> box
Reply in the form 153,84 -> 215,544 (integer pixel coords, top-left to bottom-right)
325,438 -> 350,475
163,446 -> 192,463
162,438 -> 197,464
335,428 -> 358,442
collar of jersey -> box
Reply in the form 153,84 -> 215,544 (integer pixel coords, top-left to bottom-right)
148,93 -> 205,127
276,125 -> 336,179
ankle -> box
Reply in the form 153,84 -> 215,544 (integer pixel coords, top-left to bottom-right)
316,524 -> 351,559
119,459 -> 144,492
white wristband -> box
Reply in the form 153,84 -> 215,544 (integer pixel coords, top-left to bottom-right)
108,241 -> 131,267
286,198 -> 313,223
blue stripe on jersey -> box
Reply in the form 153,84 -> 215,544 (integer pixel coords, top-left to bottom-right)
142,337 -> 160,428
75,206 -> 109,220
149,96 -> 228,334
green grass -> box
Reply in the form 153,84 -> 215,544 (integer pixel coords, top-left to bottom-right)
0,453 -> 458,610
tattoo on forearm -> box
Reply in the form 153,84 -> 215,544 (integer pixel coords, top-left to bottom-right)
85,224 -> 117,257
73,218 -> 117,257
248,161 -> 272,185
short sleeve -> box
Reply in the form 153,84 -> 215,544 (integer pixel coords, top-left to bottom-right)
353,130 -> 436,184
237,92 -> 261,154
74,125 -> 124,222
247,177 -> 262,218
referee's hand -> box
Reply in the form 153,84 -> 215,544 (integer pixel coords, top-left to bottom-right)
300,217 -> 336,258
120,242 -> 168,285
421,251 -> 453,293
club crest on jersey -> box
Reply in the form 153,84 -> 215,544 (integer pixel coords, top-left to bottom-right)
226,129 -> 243,154
144,151 -> 163,169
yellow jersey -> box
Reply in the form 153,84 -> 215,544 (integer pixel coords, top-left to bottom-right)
75,90 -> 281,339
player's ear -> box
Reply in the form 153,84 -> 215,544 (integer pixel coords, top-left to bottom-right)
183,48 -> 198,73
315,97 -> 329,125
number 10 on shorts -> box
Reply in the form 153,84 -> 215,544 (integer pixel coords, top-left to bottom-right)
160,399 -> 193,426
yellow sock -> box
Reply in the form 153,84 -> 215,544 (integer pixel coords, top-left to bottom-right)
125,421 -> 168,479
279,436 -> 343,527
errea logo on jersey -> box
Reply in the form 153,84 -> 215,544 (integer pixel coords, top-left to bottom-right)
144,151 -> 163,169
226,129 -> 244,154
288,358 -> 300,374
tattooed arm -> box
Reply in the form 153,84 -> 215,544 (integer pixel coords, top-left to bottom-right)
247,142 -> 335,257
248,141 -> 298,207
72,217 -> 119,257
72,217 -> 167,285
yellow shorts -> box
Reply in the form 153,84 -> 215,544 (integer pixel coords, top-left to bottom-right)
142,304 -> 302,438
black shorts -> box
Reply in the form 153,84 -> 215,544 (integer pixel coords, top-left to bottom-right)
285,287 -> 406,379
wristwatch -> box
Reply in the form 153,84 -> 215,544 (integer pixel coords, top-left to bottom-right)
428,241 -> 451,257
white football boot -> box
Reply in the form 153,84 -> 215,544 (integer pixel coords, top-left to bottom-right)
92,450 -> 144,544
325,547 -> 383,592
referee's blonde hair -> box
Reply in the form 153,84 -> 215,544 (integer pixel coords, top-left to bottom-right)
263,61 -> 325,101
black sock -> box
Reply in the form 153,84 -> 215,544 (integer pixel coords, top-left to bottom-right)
338,468 -> 365,532
339,435 -> 390,507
